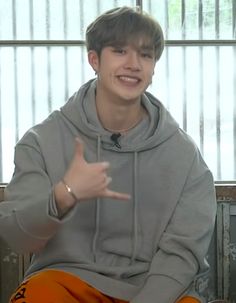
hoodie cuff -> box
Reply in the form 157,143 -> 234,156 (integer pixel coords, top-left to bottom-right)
130,275 -> 185,303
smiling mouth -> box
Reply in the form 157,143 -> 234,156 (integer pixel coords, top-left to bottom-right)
118,76 -> 141,84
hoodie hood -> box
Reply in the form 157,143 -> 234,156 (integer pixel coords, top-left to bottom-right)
60,79 -> 179,152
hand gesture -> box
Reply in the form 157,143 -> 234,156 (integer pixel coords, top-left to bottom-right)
57,138 -> 130,210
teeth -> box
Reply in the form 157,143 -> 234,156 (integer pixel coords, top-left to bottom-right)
119,76 -> 139,83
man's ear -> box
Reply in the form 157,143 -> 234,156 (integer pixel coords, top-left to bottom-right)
88,50 -> 99,73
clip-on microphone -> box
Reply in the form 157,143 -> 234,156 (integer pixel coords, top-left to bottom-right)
110,133 -> 121,148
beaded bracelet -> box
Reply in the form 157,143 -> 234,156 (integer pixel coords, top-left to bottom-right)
62,179 -> 78,201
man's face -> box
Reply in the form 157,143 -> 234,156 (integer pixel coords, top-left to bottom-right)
88,42 -> 156,103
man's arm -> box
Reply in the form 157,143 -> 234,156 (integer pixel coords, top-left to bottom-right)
54,138 -> 130,217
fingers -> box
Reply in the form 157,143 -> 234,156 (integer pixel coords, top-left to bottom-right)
101,171 -> 131,200
75,138 -> 85,161
96,174 -> 131,201
86,160 -> 110,172
73,138 -> 130,201
103,189 -> 131,201
105,176 -> 112,186
75,138 -> 110,170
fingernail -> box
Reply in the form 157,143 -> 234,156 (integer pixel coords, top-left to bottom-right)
102,161 -> 110,168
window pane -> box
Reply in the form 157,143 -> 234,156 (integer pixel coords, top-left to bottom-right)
0,0 -> 235,182
0,45 -> 94,181
149,45 -> 236,180
1,44 -> 235,181
143,0 -> 235,40
0,0 -> 136,40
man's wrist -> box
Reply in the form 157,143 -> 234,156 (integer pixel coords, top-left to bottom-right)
54,181 -> 77,216
61,179 -> 78,201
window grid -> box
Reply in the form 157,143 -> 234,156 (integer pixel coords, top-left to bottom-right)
0,0 -> 235,181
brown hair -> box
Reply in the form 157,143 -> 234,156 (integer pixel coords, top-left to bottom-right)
86,6 -> 164,61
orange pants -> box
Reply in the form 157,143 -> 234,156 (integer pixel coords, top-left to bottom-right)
9,269 -> 200,303
9,269 -> 128,303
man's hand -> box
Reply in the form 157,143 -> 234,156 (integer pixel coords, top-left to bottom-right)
54,138 -> 131,214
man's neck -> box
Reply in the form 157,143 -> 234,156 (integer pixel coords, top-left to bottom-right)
95,88 -> 145,134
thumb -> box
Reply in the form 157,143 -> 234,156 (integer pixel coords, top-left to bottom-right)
74,138 -> 86,162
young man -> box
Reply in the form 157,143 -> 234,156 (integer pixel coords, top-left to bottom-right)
0,6 -> 216,303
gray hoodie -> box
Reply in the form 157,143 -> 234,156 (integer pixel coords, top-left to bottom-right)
0,79 -> 216,303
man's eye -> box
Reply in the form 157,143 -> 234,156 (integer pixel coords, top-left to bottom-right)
113,48 -> 125,54
141,52 -> 153,59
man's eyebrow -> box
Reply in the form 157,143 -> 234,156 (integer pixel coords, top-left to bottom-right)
139,45 -> 154,51
109,42 -> 126,47
108,43 -> 154,52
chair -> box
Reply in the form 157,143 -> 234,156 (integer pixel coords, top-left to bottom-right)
0,185 -> 30,303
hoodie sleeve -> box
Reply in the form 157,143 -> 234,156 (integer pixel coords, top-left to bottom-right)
131,151 -> 217,303
0,140 -> 70,254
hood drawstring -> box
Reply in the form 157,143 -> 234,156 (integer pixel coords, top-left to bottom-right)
92,136 -> 139,265
92,135 -> 101,262
130,151 -> 139,264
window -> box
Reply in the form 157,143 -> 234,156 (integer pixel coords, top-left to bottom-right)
0,0 -> 235,181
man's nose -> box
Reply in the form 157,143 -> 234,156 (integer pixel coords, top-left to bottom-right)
124,51 -> 142,71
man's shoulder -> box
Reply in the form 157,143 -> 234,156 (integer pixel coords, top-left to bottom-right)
17,110 -> 61,146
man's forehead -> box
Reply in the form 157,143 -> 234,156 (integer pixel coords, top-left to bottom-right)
112,38 -> 154,50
